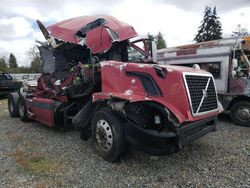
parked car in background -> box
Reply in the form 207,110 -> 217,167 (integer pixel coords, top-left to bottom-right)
21,74 -> 40,92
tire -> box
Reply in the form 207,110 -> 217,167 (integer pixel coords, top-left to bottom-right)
92,108 -> 126,162
18,96 -> 29,122
230,101 -> 250,127
8,93 -> 19,117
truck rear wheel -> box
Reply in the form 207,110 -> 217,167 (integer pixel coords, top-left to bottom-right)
231,101 -> 250,127
18,96 -> 29,122
8,93 -> 19,117
92,108 -> 126,162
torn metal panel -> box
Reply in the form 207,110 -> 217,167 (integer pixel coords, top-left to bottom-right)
46,15 -> 138,54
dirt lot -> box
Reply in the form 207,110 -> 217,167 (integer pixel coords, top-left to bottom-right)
0,98 -> 249,188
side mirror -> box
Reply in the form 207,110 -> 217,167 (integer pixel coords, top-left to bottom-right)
232,70 -> 237,78
232,59 -> 238,78
232,58 -> 238,69
149,40 -> 157,62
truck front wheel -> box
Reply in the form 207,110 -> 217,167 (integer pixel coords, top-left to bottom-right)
231,101 -> 250,127
92,108 -> 126,162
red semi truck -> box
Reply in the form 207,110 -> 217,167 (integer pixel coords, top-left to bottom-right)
8,15 -> 220,162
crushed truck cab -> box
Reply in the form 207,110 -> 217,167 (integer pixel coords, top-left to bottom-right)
8,15 -> 220,162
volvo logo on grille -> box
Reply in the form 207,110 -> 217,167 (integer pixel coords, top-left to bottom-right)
196,78 -> 211,113
202,89 -> 208,98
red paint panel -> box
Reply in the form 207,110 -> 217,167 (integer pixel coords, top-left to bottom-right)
47,15 -> 138,53
85,27 -> 112,54
93,62 -> 218,123
176,48 -> 197,56
30,98 -> 54,127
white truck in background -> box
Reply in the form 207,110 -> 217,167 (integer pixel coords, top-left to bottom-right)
157,36 -> 250,127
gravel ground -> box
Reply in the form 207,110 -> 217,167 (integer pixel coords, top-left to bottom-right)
0,98 -> 249,188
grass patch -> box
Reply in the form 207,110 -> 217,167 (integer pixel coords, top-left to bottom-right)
0,98 -> 8,105
7,133 -> 24,144
8,148 -> 56,174
0,99 -> 8,116
28,155 -> 55,173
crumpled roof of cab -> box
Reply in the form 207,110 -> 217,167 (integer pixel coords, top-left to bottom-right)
47,15 -> 138,53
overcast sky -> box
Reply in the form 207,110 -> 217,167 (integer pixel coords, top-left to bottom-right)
0,0 -> 249,66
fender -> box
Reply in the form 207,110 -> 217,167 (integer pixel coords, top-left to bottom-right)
92,92 -> 186,123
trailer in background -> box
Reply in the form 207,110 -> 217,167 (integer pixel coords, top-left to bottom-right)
0,72 -> 22,97
10,73 -> 41,81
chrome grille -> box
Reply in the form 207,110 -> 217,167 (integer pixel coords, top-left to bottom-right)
184,74 -> 218,116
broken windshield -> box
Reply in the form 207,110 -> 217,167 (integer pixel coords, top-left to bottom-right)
127,40 -> 152,63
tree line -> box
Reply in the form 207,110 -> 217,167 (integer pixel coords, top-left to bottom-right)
148,6 -> 248,50
0,34 -> 168,74
0,6 -> 248,73
0,47 -> 42,74
194,6 -> 249,43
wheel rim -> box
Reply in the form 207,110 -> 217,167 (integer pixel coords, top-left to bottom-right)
95,119 -> 113,151
9,100 -> 14,113
19,101 -> 25,117
237,106 -> 250,121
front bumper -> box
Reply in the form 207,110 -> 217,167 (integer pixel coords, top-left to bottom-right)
125,116 -> 217,155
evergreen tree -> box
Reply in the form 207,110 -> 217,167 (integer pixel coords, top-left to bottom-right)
194,6 -> 211,43
8,53 -> 18,68
209,7 -> 222,40
194,6 -> 222,43
30,56 -> 42,72
156,32 -> 167,49
232,24 -> 248,36
0,57 -> 7,70
147,32 -> 167,49
27,46 -> 42,73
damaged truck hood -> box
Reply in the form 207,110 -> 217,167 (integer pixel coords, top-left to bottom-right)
40,15 -> 138,54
